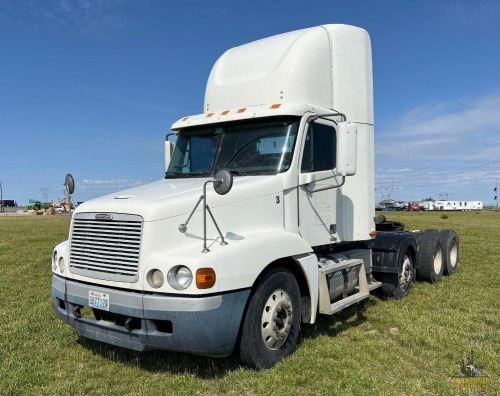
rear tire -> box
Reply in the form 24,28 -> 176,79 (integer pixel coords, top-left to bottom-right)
417,229 -> 444,283
239,267 -> 301,370
441,229 -> 459,275
379,247 -> 415,299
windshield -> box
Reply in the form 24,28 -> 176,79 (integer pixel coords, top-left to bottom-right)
166,117 -> 299,178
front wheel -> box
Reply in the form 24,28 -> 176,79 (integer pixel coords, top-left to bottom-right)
239,267 -> 301,370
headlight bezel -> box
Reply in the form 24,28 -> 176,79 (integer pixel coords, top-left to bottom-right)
147,269 -> 165,288
167,265 -> 193,290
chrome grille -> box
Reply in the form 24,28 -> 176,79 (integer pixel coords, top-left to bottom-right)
70,213 -> 143,282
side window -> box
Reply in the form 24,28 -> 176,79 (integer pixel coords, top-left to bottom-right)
171,134 -> 216,173
301,123 -> 336,173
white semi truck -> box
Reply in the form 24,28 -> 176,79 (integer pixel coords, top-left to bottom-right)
51,25 -> 459,369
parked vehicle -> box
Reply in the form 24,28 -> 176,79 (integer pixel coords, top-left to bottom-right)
51,24 -> 459,369
407,202 -> 421,211
0,200 -> 17,207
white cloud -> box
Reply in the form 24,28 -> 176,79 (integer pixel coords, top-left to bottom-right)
384,92 -> 500,139
439,0 -> 500,24
376,92 -> 500,161
1,0 -> 129,35
375,92 -> 500,203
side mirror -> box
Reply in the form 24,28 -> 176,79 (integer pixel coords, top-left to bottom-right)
64,174 -> 75,195
213,169 -> 233,195
336,122 -> 357,176
64,174 -> 75,225
165,140 -> 174,172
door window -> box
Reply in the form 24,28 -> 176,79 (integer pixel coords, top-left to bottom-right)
301,123 -> 336,173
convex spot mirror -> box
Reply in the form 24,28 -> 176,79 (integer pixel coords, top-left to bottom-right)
213,169 -> 233,195
65,174 -> 75,195
336,122 -> 357,176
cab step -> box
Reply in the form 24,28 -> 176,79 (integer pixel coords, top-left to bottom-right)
367,280 -> 382,292
328,292 -> 370,315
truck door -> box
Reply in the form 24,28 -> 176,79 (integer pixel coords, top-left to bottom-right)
298,119 -> 343,247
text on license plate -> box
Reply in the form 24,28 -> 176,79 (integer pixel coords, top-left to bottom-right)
89,290 -> 110,311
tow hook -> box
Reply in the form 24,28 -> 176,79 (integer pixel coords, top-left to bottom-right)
73,305 -> 83,318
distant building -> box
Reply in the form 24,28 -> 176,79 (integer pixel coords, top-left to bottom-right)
431,200 -> 483,211
379,199 -> 397,208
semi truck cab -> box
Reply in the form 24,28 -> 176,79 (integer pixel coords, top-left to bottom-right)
51,24 -> 459,369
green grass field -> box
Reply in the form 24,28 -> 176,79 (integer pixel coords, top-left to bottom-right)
0,212 -> 499,395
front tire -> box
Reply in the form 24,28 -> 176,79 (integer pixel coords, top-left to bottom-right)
239,267 -> 301,370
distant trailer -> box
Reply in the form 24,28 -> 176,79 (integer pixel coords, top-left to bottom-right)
420,202 -> 434,211
433,200 -> 483,211
0,200 -> 17,207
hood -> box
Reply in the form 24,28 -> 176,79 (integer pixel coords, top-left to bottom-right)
75,176 -> 284,222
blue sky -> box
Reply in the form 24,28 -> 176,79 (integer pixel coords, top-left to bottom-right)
1,0 -> 499,205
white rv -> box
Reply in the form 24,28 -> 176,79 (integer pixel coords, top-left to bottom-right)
51,25 -> 459,369
433,200 -> 483,211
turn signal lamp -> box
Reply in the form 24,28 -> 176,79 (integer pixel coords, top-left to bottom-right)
196,268 -> 216,289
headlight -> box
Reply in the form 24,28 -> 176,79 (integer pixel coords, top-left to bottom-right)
147,269 -> 164,288
167,266 -> 193,290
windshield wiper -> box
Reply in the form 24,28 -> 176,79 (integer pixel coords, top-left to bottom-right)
165,172 -> 209,178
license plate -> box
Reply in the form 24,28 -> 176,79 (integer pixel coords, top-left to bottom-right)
89,290 -> 110,311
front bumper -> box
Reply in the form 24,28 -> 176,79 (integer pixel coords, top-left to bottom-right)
52,275 -> 250,357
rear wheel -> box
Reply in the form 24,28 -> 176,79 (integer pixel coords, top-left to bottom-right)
239,267 -> 301,370
441,229 -> 459,275
380,247 -> 415,299
417,229 -> 444,283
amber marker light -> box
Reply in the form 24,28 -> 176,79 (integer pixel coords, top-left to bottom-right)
270,103 -> 281,109
206,112 -> 214,117
196,268 -> 216,289
236,108 -> 247,113
221,110 -> 230,115
369,230 -> 378,238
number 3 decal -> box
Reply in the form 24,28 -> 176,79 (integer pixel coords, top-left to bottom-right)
276,196 -> 280,204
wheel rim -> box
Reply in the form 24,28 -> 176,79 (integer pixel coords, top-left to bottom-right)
399,255 -> 413,291
449,240 -> 458,268
433,244 -> 443,274
261,288 -> 293,350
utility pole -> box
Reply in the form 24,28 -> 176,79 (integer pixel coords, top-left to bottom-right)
41,188 -> 49,204
0,181 -> 3,213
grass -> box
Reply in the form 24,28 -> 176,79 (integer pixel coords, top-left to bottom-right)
0,212 -> 499,395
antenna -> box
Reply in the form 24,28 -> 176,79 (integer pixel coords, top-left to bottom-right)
439,192 -> 449,201
378,184 -> 399,201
